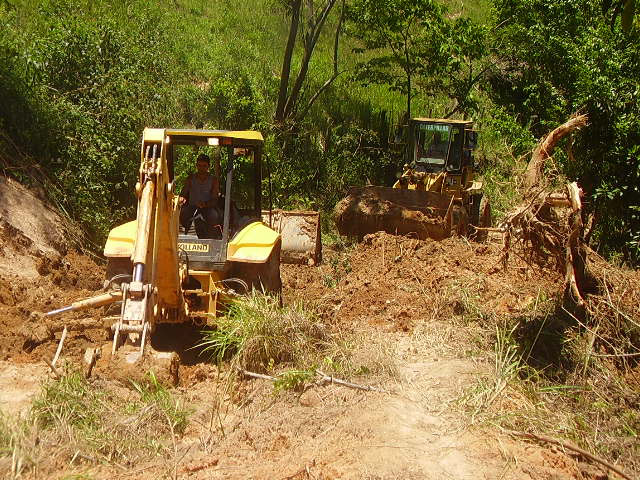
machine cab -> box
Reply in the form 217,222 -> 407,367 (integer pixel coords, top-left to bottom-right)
408,118 -> 475,174
396,118 -> 477,195
159,129 -> 268,271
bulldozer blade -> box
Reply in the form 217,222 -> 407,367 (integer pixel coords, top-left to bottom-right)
262,209 -> 322,265
334,186 -> 455,241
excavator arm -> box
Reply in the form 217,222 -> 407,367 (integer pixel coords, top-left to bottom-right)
117,135 -> 184,348
48,129 -> 186,355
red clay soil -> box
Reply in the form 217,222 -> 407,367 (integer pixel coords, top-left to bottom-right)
334,186 -> 453,240
283,232 -> 562,333
0,230 -> 560,369
0,223 -> 622,479
0,171 -> 626,479
0,249 -> 105,364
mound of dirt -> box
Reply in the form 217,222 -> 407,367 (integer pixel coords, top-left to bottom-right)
0,250 -> 104,363
0,175 -> 104,363
0,176 -> 69,258
0,189 -> 626,480
284,232 -> 562,336
334,186 -> 453,240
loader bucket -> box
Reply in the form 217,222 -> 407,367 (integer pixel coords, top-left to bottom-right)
262,209 -> 322,265
334,186 -> 456,241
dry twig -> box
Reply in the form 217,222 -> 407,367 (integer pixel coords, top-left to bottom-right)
315,370 -> 386,392
51,326 -> 68,367
43,357 -> 62,379
509,430 -> 633,480
240,369 -> 385,393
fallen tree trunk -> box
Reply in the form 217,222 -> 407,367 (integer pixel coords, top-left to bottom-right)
565,182 -> 587,306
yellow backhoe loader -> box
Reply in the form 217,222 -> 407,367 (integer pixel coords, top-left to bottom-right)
335,118 -> 491,241
46,128 -> 316,369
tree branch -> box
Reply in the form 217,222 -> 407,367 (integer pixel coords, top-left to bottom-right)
295,0 -> 345,121
509,430 -> 633,480
444,64 -> 491,118
296,70 -> 345,122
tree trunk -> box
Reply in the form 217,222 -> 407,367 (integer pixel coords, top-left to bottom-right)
296,0 -> 344,122
524,114 -> 588,191
282,0 -> 337,120
404,43 -> 411,119
275,0 -> 302,124
407,71 -> 411,120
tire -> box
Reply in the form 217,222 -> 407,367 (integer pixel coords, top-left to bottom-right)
452,204 -> 470,237
257,241 -> 282,297
229,240 -> 282,298
469,194 -> 482,228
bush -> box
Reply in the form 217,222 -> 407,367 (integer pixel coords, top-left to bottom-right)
488,0 -> 640,264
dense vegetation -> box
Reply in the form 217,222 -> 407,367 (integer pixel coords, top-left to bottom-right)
0,0 -> 638,263
488,0 -> 640,262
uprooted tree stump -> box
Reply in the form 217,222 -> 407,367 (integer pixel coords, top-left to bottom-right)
499,114 -> 640,364
500,114 -> 599,308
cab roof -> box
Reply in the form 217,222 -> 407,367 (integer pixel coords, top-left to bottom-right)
143,128 -> 264,146
411,118 -> 473,126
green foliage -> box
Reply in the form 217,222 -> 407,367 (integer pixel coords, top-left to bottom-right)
474,104 -> 533,219
0,413 -> 13,458
322,250 -> 352,288
0,0 -> 185,239
32,369 -> 103,432
269,118 -> 395,211
0,0 -> 402,244
273,368 -> 316,392
489,0 -> 640,263
605,0 -> 638,33
345,0 -> 487,117
1,0 -> 635,264
198,291 -> 332,371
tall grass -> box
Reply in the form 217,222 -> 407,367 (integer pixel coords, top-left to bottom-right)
458,287 -> 640,476
198,291 -> 335,372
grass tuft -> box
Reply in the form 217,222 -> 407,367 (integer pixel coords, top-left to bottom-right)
0,369 -> 191,478
199,290 -> 337,372
130,371 -> 190,436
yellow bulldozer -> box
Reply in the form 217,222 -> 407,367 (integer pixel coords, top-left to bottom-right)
46,128 -> 320,363
335,118 -> 491,241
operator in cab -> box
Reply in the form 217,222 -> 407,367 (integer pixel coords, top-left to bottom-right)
427,132 -> 448,158
179,153 -> 221,238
